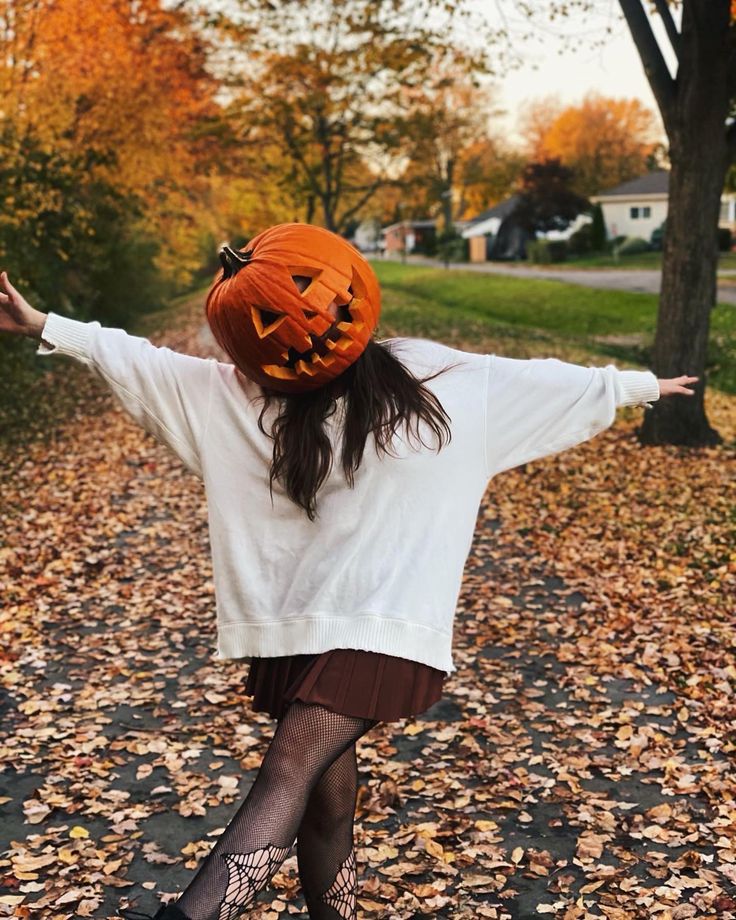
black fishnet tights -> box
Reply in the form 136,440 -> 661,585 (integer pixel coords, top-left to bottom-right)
174,701 -> 377,920
296,743 -> 361,919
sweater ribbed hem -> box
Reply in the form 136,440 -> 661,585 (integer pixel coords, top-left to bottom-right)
618,370 -> 660,408
36,312 -> 97,358
214,614 -> 456,675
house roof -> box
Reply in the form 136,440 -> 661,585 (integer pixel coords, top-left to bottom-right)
595,170 -> 669,199
381,219 -> 436,233
467,195 -> 520,224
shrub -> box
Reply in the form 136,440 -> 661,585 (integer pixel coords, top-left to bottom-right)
616,236 -> 650,256
718,227 -> 733,252
590,204 -> 607,251
568,222 -> 594,256
650,220 -> 666,251
436,231 -> 468,264
527,239 -> 568,263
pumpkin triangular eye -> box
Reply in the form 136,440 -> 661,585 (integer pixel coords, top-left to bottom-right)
252,305 -> 287,337
291,274 -> 315,295
260,308 -> 281,327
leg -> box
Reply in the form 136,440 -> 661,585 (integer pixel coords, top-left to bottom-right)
296,744 -> 360,919
174,702 -> 377,920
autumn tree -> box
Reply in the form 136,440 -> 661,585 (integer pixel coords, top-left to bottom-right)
615,0 -> 734,446
209,0 -> 492,233
398,73 -> 495,232
521,92 -> 660,197
0,0 -> 222,320
514,0 -> 735,446
513,159 -> 590,235
456,137 -> 525,220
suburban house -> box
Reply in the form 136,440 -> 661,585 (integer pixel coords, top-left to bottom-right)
589,170 -> 669,240
461,195 -> 590,263
352,218 -> 382,252
591,169 -> 736,240
380,219 -> 437,255
461,196 -> 520,262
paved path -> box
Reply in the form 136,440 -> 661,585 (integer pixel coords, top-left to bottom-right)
383,256 -> 736,304
2,301 -> 733,918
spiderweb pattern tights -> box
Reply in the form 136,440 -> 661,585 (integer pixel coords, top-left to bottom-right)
175,700 -> 377,920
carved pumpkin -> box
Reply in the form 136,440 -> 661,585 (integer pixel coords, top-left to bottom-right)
205,223 -> 381,393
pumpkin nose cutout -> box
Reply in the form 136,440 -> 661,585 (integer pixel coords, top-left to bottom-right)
219,245 -> 253,278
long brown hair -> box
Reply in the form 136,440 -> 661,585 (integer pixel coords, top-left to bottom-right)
256,339 -> 452,520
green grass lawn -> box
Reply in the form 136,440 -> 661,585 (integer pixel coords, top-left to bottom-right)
522,250 -> 736,271
373,261 -> 736,395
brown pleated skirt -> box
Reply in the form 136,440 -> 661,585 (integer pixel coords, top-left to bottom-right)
245,649 -> 446,722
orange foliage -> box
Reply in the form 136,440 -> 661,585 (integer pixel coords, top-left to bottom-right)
0,0 -> 230,281
3,0 -> 215,196
521,92 -> 661,196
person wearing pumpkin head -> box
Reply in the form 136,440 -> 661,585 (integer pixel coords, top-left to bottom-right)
0,224 -> 697,920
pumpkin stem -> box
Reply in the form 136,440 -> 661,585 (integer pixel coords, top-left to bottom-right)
219,246 -> 253,278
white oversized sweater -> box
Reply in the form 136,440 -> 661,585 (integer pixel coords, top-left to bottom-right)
37,312 -> 660,674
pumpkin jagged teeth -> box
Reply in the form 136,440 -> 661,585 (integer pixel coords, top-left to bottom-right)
336,336 -> 353,351
263,364 -> 298,380
336,321 -> 352,332
350,301 -> 366,321
295,359 -> 317,375
324,339 -> 337,351
280,351 -> 289,360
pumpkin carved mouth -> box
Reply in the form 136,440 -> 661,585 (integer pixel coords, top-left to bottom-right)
258,302 -> 360,379
262,304 -> 363,379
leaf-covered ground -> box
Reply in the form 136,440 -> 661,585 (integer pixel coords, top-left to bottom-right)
1,296 -> 735,919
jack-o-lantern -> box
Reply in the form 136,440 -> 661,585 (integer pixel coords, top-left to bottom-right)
205,223 -> 381,393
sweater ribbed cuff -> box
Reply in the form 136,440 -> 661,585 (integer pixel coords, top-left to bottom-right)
36,312 -> 96,359
618,370 -> 660,409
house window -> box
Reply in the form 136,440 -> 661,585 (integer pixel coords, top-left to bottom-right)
630,207 -> 640,219
642,206 -> 651,218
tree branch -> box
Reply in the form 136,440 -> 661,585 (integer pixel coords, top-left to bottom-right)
618,0 -> 677,130
336,179 -> 385,232
652,0 -> 681,62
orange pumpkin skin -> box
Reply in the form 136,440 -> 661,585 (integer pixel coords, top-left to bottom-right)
205,223 -> 381,393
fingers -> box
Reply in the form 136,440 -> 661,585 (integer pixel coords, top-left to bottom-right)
0,270 -> 16,299
683,375 -> 698,395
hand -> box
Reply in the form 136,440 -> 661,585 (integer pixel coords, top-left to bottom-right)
657,375 -> 699,397
0,271 -> 48,339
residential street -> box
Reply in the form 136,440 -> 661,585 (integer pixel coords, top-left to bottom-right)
385,256 -> 736,305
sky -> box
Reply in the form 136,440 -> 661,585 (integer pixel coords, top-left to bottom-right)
472,1 -> 678,147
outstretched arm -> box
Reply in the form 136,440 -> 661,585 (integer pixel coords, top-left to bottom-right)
1,271 -> 213,478
484,352 -> 697,478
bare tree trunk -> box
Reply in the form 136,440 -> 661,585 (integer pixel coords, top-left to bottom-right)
640,135 -> 725,445
321,196 -> 337,232
305,194 -> 316,224
619,0 -> 733,446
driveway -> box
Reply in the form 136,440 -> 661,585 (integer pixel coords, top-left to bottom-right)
383,256 -> 736,305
